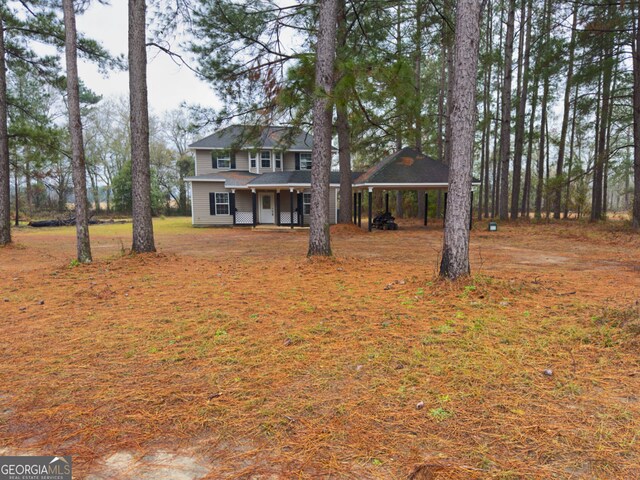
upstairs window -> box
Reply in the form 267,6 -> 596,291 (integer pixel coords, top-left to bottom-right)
213,151 -> 230,169
300,153 -> 312,170
249,152 -> 257,168
303,193 -> 311,215
274,151 -> 282,169
261,151 -> 271,168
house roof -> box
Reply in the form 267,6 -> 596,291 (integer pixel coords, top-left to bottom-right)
355,147 -> 454,186
189,125 -> 314,151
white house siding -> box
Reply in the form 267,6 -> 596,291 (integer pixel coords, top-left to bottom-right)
195,150 -> 250,175
191,182 -> 233,226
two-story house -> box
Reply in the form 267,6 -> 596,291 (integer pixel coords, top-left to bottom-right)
186,124 -> 476,230
186,125 -> 346,227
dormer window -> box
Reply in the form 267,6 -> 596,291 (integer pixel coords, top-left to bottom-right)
300,153 -> 312,170
274,151 -> 282,169
261,151 -> 271,168
249,152 -> 257,168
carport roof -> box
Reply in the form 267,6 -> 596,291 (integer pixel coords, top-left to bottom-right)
354,147 -> 479,187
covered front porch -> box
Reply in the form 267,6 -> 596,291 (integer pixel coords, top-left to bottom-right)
232,188 -> 308,227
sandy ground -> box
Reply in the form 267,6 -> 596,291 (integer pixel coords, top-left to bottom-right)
0,217 -> 639,479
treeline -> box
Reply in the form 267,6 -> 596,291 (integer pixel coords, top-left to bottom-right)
10,96 -> 194,220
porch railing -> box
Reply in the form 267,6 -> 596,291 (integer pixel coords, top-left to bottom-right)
279,211 -> 298,225
235,211 -> 253,225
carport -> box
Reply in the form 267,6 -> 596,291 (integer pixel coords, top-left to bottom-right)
352,147 -> 480,232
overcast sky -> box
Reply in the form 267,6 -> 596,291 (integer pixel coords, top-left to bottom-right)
76,2 -> 221,116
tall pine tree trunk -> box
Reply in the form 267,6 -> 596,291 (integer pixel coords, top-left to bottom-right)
413,0 -> 423,221
511,0 -> 532,219
534,0 -> 550,219
336,0 -> 352,224
564,82 -> 578,219
553,3 -> 577,218
592,53 -> 612,221
63,0 -> 92,263
0,13 -> 10,246
129,0 -> 156,252
498,0 -> 515,220
522,73 -> 538,217
308,0 -> 337,256
633,2 -> 640,229
440,0 -> 481,280
535,77 -> 549,219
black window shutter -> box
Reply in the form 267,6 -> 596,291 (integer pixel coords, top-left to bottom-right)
295,152 -> 300,170
230,151 -> 236,169
229,192 -> 236,213
211,151 -> 217,169
209,192 -> 216,215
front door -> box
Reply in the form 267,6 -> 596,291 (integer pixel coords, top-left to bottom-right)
259,192 -> 274,224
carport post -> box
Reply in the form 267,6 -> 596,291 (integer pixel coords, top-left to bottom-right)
289,188 -> 294,229
353,192 -> 357,224
231,189 -> 236,226
424,192 -> 428,226
368,188 -> 373,232
251,189 -> 257,227
357,192 -> 362,227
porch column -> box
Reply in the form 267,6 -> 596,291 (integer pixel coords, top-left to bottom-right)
469,191 -> 473,230
298,190 -> 304,226
289,188 -> 294,229
443,192 -> 448,229
252,189 -> 257,227
231,189 -> 236,226
276,190 -> 281,226
368,187 -> 373,232
357,191 -> 362,227
353,192 -> 357,224
385,191 -> 389,214
424,192 -> 428,226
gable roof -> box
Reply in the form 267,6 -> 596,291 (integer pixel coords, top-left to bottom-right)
355,147 -> 458,186
189,125 -> 314,151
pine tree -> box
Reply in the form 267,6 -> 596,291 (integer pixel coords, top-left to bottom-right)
440,0 -> 482,280
63,0 -> 92,263
308,0 -> 337,256
129,0 -> 156,253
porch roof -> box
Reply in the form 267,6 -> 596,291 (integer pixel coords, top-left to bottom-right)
246,170 -> 362,188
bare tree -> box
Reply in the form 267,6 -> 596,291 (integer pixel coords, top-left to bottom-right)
440,0 -> 482,280
0,13 -> 10,245
129,0 -> 155,252
308,0 -> 337,256
62,0 -> 92,263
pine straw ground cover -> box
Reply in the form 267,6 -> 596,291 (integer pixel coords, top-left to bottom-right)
0,218 -> 639,479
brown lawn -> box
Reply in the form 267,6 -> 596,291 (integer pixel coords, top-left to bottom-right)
0,217 -> 639,479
